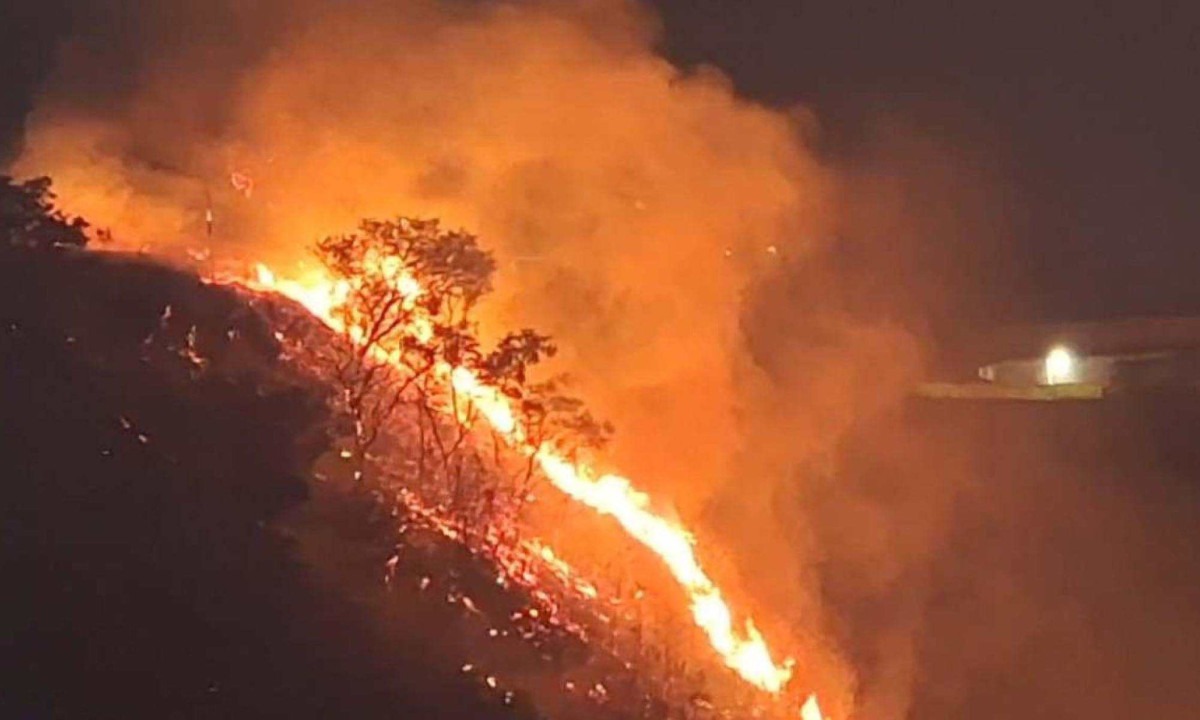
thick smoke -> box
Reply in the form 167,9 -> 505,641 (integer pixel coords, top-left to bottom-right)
8,1 -> 980,716
14,4 -> 1200,720
14,0 -> 833,508
719,107 -> 1015,719
734,101 -> 1200,720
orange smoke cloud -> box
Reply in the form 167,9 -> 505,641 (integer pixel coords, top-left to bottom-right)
16,0 -> 828,503
10,0 -> 886,714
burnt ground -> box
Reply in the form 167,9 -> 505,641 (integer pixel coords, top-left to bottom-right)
0,247 -> 551,719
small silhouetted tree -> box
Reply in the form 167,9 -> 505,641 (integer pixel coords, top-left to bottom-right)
1,176 -> 88,249
311,217 -> 493,480
312,217 -> 609,502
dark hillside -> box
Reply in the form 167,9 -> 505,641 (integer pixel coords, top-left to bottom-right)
0,247 -> 526,718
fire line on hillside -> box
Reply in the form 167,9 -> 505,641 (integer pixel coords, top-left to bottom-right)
225,252 -> 825,719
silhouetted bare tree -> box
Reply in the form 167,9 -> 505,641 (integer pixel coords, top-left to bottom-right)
312,217 -> 609,531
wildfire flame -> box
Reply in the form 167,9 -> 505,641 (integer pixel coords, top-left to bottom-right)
801,694 -> 824,720
244,261 -> 821,713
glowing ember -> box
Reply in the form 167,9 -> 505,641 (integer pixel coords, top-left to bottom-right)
531,541 -> 599,600
230,171 -> 255,198
240,261 -> 814,706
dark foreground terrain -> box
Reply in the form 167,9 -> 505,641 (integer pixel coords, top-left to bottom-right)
0,247 -> 540,719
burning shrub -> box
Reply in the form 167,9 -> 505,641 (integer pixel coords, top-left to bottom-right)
244,215 -> 813,716
307,217 -> 609,521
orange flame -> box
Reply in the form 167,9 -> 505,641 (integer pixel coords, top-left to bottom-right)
243,261 -> 819,709
800,694 -> 824,720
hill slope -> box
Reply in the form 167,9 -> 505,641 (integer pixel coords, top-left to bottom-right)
0,247 -> 542,719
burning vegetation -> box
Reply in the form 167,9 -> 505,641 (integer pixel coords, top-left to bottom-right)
1,186 -> 825,717
229,215 -> 824,716
13,2 -> 1200,718
4,0 -> 865,714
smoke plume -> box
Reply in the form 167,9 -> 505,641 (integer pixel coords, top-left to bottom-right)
14,0 -> 832,503
7,1 -> 985,716
13,3 -> 1200,720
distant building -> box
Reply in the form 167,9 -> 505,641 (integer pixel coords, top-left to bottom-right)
915,318 -> 1200,400
979,348 -> 1200,390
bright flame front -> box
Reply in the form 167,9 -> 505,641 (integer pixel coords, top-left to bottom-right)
244,261 -> 815,707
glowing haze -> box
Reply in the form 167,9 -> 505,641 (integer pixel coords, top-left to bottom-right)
13,0 -> 861,715
16,0 -> 831,506
248,260 -> 798,694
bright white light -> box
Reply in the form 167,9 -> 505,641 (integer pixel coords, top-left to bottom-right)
1043,345 -> 1078,385
800,694 -> 824,720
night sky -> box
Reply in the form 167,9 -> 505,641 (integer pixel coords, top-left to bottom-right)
653,0 -> 1200,321
3,0 -> 1198,322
